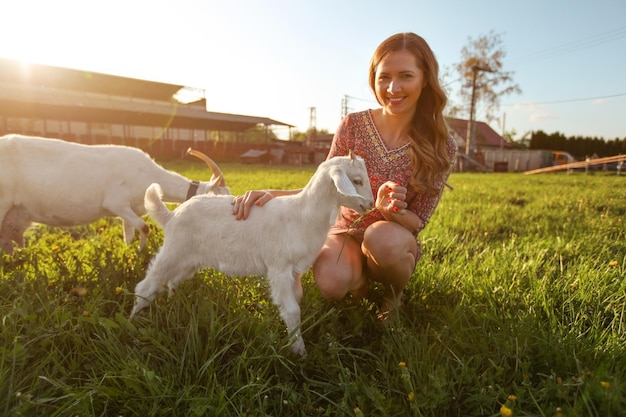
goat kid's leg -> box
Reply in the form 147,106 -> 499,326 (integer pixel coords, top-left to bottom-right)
269,269 -> 306,356
0,205 -> 13,254
0,205 -> 30,255
0,226 -> 13,255
292,272 -> 303,304
104,203 -> 148,246
123,219 -> 150,248
131,247 -> 196,317
0,234 -> 13,255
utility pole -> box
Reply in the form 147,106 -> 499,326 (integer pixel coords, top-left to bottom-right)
341,95 -> 349,118
307,106 -> 317,146
501,112 -> 506,151
464,65 -> 495,156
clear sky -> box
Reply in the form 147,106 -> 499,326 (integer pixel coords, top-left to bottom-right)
1,0 -> 625,140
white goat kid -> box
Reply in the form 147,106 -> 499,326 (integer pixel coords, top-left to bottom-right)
0,134 -> 230,254
131,152 -> 375,356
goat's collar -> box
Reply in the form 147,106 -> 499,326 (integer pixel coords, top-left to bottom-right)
186,181 -> 200,200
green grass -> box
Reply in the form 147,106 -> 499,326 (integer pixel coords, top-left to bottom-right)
1,165 -> 625,416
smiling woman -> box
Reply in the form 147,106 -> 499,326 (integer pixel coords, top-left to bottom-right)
373,50 -> 426,126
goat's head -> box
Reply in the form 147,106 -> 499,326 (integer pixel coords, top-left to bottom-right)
186,148 -> 231,195
325,152 -> 375,214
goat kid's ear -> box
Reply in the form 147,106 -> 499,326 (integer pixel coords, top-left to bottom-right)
329,166 -> 359,197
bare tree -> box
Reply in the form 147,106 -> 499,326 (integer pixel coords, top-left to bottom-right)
454,30 -> 521,124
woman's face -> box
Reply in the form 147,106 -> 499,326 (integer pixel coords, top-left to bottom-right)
374,49 -> 426,117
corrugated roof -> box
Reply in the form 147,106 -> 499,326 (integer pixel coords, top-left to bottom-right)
447,117 -> 511,149
0,57 -> 293,131
0,57 -> 182,100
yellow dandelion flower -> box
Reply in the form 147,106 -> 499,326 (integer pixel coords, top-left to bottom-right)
556,407 -> 565,417
408,391 -> 415,402
82,310 -> 89,317
354,407 -> 364,417
507,395 -> 517,401
398,361 -> 407,367
609,260 -> 618,267
115,286 -> 123,295
500,404 -> 513,417
601,381 -> 611,389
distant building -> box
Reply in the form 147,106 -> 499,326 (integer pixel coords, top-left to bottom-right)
0,57 -> 293,160
447,117 -> 511,152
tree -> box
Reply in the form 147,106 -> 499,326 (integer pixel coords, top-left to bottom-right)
453,30 -> 521,124
289,128 -> 330,142
244,125 -> 278,144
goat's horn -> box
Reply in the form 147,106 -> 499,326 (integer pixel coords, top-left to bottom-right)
348,149 -> 355,160
186,148 -> 225,187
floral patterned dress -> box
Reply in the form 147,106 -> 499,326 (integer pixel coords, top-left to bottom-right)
327,109 -> 456,259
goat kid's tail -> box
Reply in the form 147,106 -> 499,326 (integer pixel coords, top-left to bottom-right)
144,183 -> 174,227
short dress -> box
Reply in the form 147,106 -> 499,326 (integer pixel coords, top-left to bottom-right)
327,109 -> 456,259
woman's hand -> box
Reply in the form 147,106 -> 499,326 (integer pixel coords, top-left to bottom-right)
376,181 -> 408,216
231,190 -> 274,220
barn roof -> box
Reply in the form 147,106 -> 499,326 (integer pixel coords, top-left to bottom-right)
0,57 -> 292,132
447,117 -> 511,149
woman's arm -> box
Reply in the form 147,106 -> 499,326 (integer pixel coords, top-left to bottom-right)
232,188 -> 302,220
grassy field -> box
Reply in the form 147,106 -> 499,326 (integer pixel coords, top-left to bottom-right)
1,162 -> 625,417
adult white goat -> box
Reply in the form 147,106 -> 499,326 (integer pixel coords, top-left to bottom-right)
0,134 -> 230,254
131,152 -> 375,356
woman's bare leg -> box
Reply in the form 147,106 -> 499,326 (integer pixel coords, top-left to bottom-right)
312,234 -> 368,301
362,221 -> 417,315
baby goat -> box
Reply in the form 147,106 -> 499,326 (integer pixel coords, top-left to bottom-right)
131,152 -> 374,356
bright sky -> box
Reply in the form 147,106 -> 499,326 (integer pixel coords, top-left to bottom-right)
1,0 -> 625,140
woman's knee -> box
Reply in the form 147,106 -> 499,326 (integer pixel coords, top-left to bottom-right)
363,221 -> 417,263
313,252 -> 351,300
312,235 -> 363,301
314,272 -> 350,301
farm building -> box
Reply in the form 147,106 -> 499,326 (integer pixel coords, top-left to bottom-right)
447,117 -> 512,171
0,57 -> 293,161
447,117 -> 511,153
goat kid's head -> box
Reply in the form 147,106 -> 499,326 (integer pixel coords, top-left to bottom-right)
186,148 -> 231,195
327,152 -> 375,214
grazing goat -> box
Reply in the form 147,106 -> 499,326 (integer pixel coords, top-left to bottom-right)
131,152 -> 375,355
0,134 -> 230,254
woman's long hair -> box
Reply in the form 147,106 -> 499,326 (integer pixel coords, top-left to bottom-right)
369,32 -> 451,195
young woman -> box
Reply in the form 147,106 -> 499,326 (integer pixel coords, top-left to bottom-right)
232,32 -> 456,318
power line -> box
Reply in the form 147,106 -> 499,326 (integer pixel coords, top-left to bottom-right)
344,94 -> 376,104
512,25 -> 626,66
504,92 -> 626,107
441,28 -> 626,89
